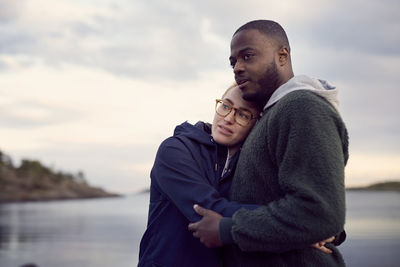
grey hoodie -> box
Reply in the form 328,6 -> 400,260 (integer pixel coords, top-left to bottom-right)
264,75 -> 340,113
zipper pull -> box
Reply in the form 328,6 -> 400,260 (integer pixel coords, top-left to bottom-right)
215,163 -> 218,171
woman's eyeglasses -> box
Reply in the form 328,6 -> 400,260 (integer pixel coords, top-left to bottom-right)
215,99 -> 257,126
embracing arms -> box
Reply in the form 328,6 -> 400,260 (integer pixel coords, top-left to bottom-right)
152,137 -> 259,222
189,92 -> 348,253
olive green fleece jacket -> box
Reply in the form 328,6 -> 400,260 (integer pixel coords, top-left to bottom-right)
220,89 -> 349,267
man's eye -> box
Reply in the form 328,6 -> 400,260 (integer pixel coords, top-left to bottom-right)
244,54 -> 252,60
222,104 -> 230,110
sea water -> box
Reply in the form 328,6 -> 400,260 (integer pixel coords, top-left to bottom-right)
0,191 -> 399,267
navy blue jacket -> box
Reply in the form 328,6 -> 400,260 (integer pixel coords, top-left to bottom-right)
138,121 -> 258,267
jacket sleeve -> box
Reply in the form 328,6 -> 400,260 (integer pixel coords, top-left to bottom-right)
152,137 -> 260,223
229,94 -> 348,253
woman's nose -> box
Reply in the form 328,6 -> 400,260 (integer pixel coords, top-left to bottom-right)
224,110 -> 236,124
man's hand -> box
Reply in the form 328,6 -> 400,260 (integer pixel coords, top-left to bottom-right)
188,204 -> 223,248
312,236 -> 335,254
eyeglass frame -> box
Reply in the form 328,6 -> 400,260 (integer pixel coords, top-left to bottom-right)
215,99 -> 257,126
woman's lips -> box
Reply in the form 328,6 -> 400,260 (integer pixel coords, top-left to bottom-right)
217,125 -> 233,136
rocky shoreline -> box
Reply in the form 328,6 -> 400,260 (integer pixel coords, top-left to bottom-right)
0,150 -> 119,203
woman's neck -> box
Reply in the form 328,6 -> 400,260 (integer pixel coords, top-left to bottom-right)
228,146 -> 239,156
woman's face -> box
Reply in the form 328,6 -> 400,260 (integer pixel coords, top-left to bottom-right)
211,86 -> 259,154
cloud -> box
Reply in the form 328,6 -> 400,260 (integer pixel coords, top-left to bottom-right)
0,0 -> 23,22
290,0 -> 400,56
2,0 -> 399,79
0,99 -> 84,128
0,0 -> 233,80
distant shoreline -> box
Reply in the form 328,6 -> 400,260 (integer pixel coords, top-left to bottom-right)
136,181 -> 400,195
0,150 -> 120,204
346,181 -> 400,192
135,181 -> 400,194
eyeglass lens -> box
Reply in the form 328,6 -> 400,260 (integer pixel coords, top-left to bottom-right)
216,101 -> 251,126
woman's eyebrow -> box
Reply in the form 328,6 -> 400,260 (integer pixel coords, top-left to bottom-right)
223,98 -> 234,105
223,98 -> 253,112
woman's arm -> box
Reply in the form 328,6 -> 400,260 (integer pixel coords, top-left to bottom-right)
152,137 -> 259,222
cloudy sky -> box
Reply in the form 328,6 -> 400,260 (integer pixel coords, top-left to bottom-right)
1,0 -> 399,193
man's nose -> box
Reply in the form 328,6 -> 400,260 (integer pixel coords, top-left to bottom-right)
233,60 -> 244,75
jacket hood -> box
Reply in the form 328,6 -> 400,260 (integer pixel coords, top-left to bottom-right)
264,75 -> 340,112
173,121 -> 214,146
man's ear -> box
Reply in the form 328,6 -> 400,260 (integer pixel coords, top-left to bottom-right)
277,47 -> 290,66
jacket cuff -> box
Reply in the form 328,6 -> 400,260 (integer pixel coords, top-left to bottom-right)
332,230 -> 346,246
219,217 -> 234,245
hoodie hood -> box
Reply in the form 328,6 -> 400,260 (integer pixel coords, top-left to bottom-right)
264,75 -> 340,113
173,121 -> 214,146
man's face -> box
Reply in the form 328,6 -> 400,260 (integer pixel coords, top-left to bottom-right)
230,29 -> 281,107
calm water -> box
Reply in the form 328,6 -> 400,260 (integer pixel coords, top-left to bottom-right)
0,191 -> 399,267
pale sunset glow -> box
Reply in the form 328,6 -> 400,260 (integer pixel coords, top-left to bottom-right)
1,0 -> 399,193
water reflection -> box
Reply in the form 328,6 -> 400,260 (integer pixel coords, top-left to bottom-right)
0,223 -> 10,250
0,195 -> 149,267
344,191 -> 400,240
0,206 -> 43,251
0,202 -> 82,250
0,192 -> 399,267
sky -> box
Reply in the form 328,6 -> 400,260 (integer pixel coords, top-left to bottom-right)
1,0 -> 399,193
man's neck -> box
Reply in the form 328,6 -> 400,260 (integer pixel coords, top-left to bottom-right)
259,72 -> 294,109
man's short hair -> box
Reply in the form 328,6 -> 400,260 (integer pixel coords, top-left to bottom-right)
234,20 -> 290,53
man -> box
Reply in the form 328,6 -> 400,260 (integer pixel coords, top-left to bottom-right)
189,20 -> 348,266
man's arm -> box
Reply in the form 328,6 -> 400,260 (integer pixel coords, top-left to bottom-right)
188,204 -> 337,254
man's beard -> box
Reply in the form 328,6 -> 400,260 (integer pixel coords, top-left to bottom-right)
243,61 -> 281,108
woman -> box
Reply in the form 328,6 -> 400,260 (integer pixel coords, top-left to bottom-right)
138,84 -> 261,267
